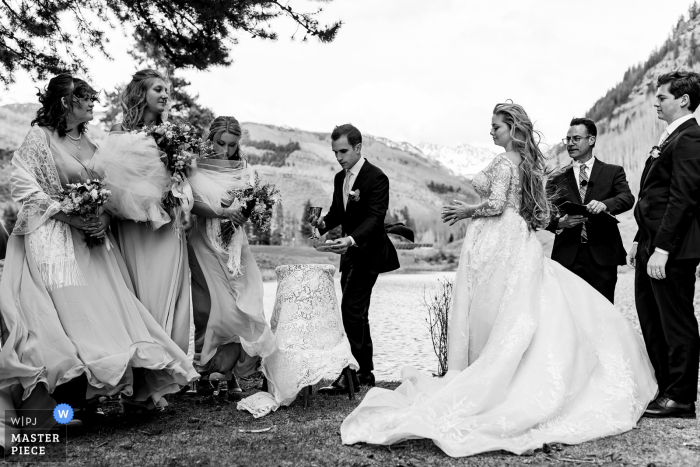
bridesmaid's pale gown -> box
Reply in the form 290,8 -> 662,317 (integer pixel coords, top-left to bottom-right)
0,127 -> 198,447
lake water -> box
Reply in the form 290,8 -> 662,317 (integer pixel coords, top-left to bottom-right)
262,271 -> 456,381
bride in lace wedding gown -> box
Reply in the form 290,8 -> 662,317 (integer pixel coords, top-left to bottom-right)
340,103 -> 657,457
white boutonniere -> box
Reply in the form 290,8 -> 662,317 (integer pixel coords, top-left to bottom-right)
650,145 -> 661,159
349,189 -> 361,202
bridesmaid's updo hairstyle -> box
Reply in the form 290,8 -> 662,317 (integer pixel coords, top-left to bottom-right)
206,116 -> 244,161
120,69 -> 169,131
492,101 -> 551,231
32,73 -> 97,137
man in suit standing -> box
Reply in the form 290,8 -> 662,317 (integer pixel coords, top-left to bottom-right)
547,117 -> 634,303
629,70 -> 700,419
311,124 -> 399,394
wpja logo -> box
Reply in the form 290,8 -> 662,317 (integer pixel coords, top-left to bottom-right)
3,404 -> 71,462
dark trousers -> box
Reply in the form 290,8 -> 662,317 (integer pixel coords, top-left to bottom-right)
340,266 -> 379,375
188,242 -> 211,355
563,242 -> 618,303
635,248 -> 700,403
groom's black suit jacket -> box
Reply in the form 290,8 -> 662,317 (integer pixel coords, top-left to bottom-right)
634,117 -> 700,259
321,159 -> 399,274
547,159 -> 634,267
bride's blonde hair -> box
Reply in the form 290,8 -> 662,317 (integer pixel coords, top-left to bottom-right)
493,102 -> 551,231
120,69 -> 169,131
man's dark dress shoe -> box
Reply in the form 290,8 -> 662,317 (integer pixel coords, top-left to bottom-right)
358,372 -> 375,387
644,397 -> 696,419
318,370 -> 360,395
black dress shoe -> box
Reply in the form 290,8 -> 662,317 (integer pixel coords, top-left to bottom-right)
358,372 -> 375,387
644,397 -> 696,419
318,369 -> 359,395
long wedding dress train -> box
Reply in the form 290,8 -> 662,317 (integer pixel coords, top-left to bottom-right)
340,155 -> 657,457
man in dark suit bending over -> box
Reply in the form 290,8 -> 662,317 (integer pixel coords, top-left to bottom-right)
547,117 -> 634,303
310,124 -> 399,394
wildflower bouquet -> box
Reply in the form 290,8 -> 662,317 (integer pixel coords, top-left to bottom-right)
220,173 -> 280,245
138,121 -> 201,209
60,178 -> 112,248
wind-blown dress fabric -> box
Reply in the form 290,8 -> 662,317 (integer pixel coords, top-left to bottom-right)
187,159 -> 276,377
94,132 -> 190,353
341,154 -> 657,457
0,127 -> 198,447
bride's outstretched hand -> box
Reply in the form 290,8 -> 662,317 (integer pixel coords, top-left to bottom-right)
442,200 -> 475,226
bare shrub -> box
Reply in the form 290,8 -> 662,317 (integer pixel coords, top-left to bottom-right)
423,278 -> 453,377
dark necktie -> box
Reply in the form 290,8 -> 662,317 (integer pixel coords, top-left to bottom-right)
579,165 -> 588,243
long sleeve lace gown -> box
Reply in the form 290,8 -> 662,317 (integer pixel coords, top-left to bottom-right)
0,127 -> 198,447
340,154 -> 657,457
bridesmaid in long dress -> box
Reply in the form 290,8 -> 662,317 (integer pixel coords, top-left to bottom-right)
108,69 -> 191,353
187,116 -> 276,400
0,74 -> 198,446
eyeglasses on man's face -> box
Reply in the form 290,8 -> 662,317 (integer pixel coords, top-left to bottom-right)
562,135 -> 591,145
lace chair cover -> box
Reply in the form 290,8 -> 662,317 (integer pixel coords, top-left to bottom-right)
238,264 -> 358,418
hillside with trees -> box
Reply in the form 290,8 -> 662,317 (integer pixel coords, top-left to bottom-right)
552,2 -> 700,193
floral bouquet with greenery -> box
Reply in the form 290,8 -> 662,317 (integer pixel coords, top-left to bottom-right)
220,173 -> 280,245
59,178 -> 112,248
138,121 -> 202,210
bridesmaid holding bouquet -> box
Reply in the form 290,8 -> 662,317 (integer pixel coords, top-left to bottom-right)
0,74 -> 197,446
96,69 -> 191,354
187,116 -> 276,399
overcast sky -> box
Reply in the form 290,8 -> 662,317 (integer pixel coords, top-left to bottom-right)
1,0 -> 693,147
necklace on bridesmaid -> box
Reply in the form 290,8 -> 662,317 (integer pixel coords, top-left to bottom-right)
65,132 -> 83,150
62,133 -> 96,179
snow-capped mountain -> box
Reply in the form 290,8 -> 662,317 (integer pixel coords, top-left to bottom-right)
371,136 -> 427,160
369,135 -> 497,179
414,142 -> 497,178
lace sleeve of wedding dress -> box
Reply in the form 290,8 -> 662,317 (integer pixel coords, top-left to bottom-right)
445,156 -> 516,373
472,157 -> 513,218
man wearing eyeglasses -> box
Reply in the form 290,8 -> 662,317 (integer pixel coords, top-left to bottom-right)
546,117 -> 634,303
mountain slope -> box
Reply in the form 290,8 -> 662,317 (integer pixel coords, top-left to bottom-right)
0,106 -> 480,244
415,142 -> 497,178
552,12 -> 700,193
240,123 -> 478,243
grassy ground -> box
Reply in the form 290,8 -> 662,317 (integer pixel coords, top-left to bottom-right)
4,219 -> 700,466
18,374 -> 699,467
